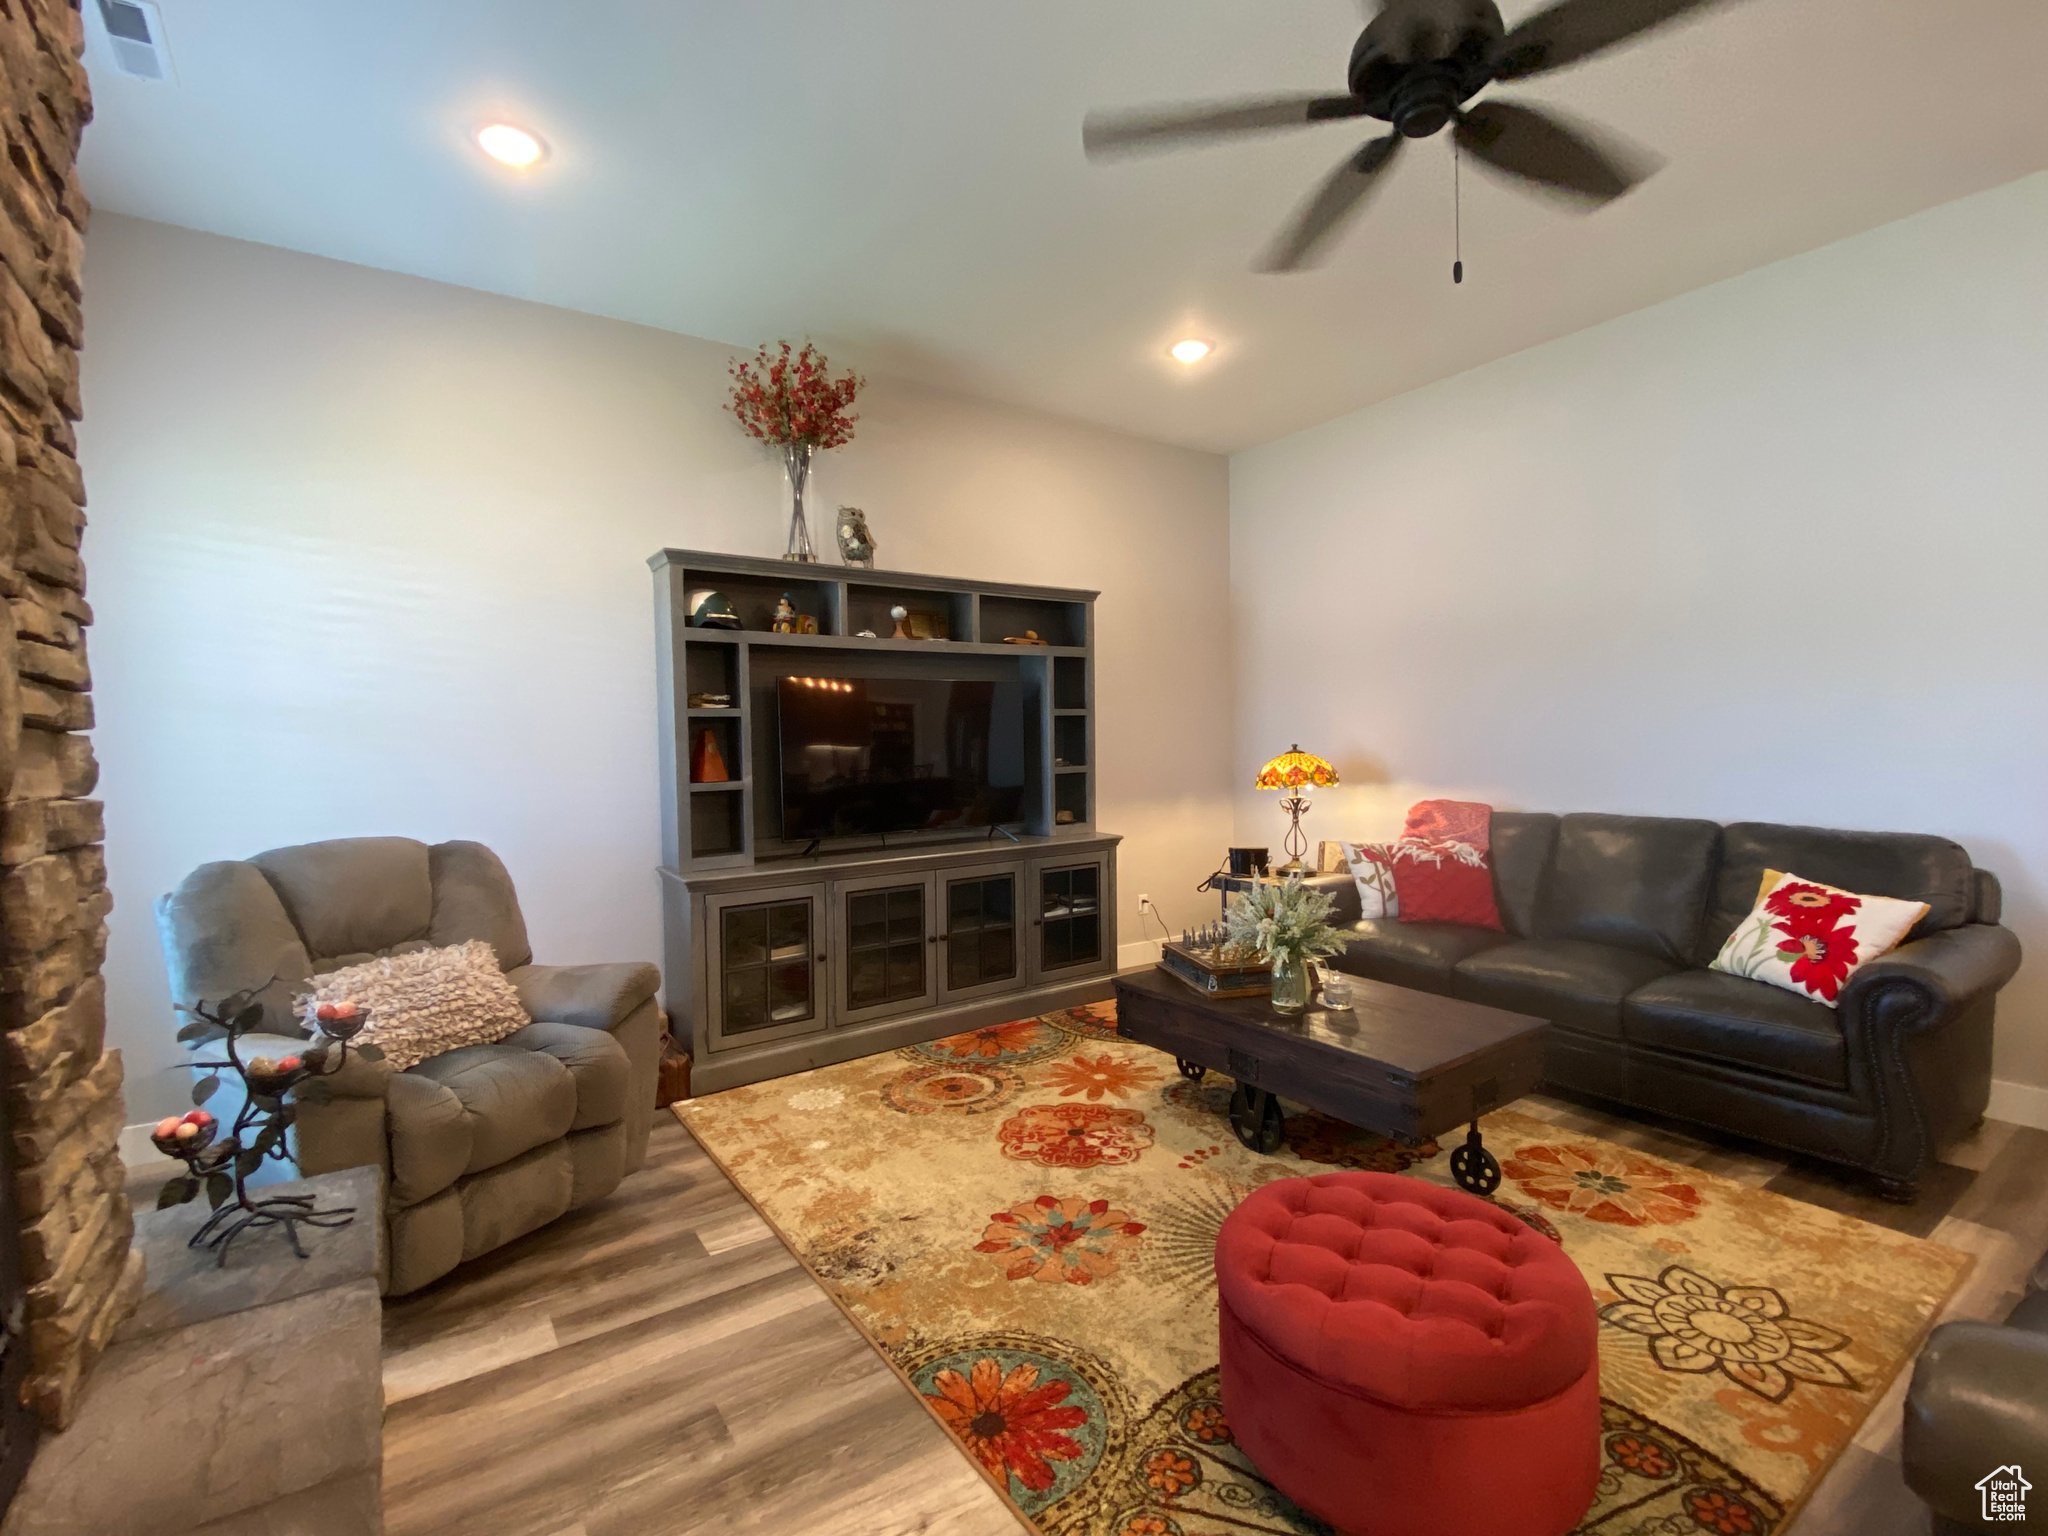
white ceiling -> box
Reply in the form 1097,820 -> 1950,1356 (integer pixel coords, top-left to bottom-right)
79,1 -> 2048,454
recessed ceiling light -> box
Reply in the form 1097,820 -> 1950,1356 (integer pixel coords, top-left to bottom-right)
1169,338 -> 1213,365
476,123 -> 545,168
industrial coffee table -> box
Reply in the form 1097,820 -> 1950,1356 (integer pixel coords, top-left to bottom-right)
1113,967 -> 1548,1194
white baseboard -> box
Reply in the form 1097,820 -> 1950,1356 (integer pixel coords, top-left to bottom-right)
1117,938 -> 1163,970
1988,1079 -> 2048,1132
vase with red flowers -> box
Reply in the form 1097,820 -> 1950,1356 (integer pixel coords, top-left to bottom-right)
726,341 -> 864,562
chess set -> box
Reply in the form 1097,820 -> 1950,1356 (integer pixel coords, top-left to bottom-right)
1158,921 -> 1272,1000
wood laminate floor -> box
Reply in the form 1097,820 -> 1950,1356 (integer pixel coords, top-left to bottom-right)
376,1096 -> 2048,1536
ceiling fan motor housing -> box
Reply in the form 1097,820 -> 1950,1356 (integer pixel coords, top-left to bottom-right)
1350,0 -> 1505,136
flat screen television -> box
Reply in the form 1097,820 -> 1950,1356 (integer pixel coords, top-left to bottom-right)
776,675 -> 1026,840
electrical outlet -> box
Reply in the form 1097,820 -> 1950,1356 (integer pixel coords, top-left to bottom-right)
1137,893 -> 1155,913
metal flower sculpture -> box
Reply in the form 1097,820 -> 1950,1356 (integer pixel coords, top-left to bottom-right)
159,990 -> 371,1263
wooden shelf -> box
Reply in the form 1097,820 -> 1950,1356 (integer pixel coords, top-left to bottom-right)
655,547 -> 1098,869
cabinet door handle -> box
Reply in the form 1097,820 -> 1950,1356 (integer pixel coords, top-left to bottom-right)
927,935 -> 938,944
815,953 -> 826,963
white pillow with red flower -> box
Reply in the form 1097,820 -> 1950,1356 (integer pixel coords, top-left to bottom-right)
1709,870 -> 1928,1007
1339,841 -> 1400,919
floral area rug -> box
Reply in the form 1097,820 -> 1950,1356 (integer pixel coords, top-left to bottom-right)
676,1002 -> 1970,1536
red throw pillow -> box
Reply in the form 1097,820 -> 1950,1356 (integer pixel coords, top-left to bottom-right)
1392,799 -> 1504,930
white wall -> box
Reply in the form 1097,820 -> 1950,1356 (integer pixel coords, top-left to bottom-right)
1231,174 -> 2048,1092
81,214 -> 1234,1122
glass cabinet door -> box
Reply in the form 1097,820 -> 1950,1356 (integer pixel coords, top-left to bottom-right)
835,874 -> 937,1024
939,868 -> 1022,1003
708,885 -> 827,1050
1033,860 -> 1105,976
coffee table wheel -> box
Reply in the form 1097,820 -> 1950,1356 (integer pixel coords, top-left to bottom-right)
1449,1125 -> 1501,1196
1229,1083 -> 1285,1154
1176,1058 -> 1207,1082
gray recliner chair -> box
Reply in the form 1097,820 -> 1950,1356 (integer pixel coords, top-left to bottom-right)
156,836 -> 663,1295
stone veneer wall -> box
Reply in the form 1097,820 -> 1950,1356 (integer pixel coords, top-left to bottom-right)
0,0 -> 140,1428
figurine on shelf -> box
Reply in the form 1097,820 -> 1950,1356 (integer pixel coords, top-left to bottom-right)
691,729 -> 731,783
836,506 -> 876,569
771,594 -> 798,633
890,604 -> 912,640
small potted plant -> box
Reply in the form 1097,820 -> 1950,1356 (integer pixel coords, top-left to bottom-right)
1225,875 -> 1346,1014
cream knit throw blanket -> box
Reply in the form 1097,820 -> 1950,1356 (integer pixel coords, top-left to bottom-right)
298,939 -> 529,1071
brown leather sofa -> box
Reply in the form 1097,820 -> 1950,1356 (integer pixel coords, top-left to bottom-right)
1904,1286 -> 2048,1532
1313,813 -> 2020,1199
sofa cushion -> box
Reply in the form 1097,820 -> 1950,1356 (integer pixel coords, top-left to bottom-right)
1331,919 -> 1513,994
1391,799 -> 1503,930
1539,814 -> 1721,964
155,862 -> 314,1036
1453,939 -> 1679,1039
428,840 -> 534,970
409,1043 -> 577,1175
251,836 -> 434,962
503,1020 -> 631,1130
1490,812 -> 1560,938
1622,970 -> 1847,1089
301,939 -> 531,1071
1703,822 -> 1975,957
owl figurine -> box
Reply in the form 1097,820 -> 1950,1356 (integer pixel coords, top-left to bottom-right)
835,506 -> 876,569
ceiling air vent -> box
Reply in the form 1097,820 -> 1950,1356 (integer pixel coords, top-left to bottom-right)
96,0 -> 174,82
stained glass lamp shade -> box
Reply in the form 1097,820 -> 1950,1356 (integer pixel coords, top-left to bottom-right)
1256,745 -> 1338,872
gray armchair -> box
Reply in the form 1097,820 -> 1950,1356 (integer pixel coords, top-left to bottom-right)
156,837 -> 662,1294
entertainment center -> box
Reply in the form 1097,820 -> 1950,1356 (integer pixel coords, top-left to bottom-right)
651,549 -> 1120,1091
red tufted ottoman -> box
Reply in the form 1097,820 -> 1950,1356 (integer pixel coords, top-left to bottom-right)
1216,1172 -> 1600,1536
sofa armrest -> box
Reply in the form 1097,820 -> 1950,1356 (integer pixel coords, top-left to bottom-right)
282,1039 -> 394,1185
299,1040 -> 397,1101
1904,1321 -> 2048,1522
507,962 -> 660,1032
1844,923 -> 2023,1018
1301,872 -> 1361,926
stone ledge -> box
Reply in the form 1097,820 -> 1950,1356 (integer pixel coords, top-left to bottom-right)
1,1169 -> 385,1535
122,1165 -> 381,1341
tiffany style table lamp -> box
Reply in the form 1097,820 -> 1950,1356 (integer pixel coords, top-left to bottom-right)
1256,744 -> 1339,874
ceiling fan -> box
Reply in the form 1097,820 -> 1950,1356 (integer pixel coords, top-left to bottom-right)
1082,0 -> 1737,273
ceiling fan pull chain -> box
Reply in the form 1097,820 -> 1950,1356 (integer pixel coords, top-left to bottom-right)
1452,136 -> 1464,285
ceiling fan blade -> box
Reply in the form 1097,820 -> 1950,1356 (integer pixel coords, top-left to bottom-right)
1453,100 -> 1652,203
1493,0 -> 1736,80
1083,94 -> 1369,158
1257,134 -> 1403,273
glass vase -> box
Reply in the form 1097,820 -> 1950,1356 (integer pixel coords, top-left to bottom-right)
782,442 -> 818,562
1269,950 -> 1311,1014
